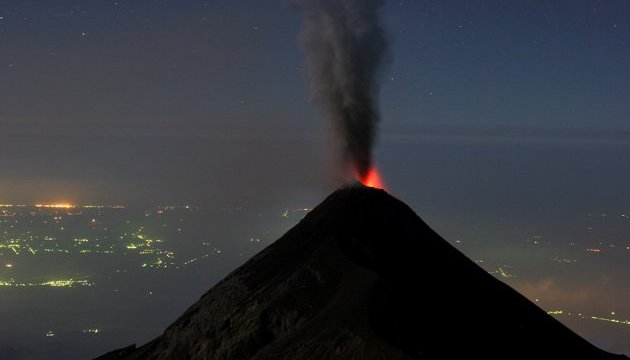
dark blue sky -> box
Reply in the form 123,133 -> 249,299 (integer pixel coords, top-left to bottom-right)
0,0 -> 629,204
383,0 -> 629,132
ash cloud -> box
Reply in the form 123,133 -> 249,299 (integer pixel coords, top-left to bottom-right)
293,0 -> 389,178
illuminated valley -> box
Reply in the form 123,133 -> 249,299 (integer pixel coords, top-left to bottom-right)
0,203 -> 313,287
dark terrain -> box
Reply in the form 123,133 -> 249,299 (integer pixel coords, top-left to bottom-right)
97,185 -> 627,359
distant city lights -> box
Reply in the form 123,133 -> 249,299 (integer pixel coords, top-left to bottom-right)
0,278 -> 94,288
591,316 -> 630,326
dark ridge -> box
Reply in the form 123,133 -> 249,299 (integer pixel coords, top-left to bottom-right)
96,185 -> 627,359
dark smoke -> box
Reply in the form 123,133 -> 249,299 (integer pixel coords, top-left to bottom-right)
293,0 -> 389,178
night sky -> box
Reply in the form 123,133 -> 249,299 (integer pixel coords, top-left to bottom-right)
2,0 -> 628,205
1,0 -> 629,356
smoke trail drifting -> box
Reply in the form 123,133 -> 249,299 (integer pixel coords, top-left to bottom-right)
293,0 -> 389,178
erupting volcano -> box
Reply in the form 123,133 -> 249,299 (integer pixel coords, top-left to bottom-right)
357,166 -> 386,190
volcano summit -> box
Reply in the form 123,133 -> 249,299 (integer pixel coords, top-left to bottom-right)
97,185 -> 626,359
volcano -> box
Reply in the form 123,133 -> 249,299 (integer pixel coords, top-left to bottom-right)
97,185 -> 626,359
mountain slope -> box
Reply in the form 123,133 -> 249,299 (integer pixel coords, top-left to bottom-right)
97,185 -> 626,359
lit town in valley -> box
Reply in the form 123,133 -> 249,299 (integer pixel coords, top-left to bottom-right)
0,202 -> 314,284
0,200 -> 310,354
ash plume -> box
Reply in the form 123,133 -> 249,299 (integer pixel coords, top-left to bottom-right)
293,0 -> 389,178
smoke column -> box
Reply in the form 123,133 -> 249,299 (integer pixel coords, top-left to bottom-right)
293,0 -> 389,179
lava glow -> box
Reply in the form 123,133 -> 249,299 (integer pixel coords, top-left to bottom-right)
358,166 -> 386,190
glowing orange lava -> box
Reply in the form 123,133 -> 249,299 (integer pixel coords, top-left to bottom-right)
358,166 -> 386,190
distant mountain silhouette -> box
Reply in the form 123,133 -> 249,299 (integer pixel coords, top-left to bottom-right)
96,185 -> 627,359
